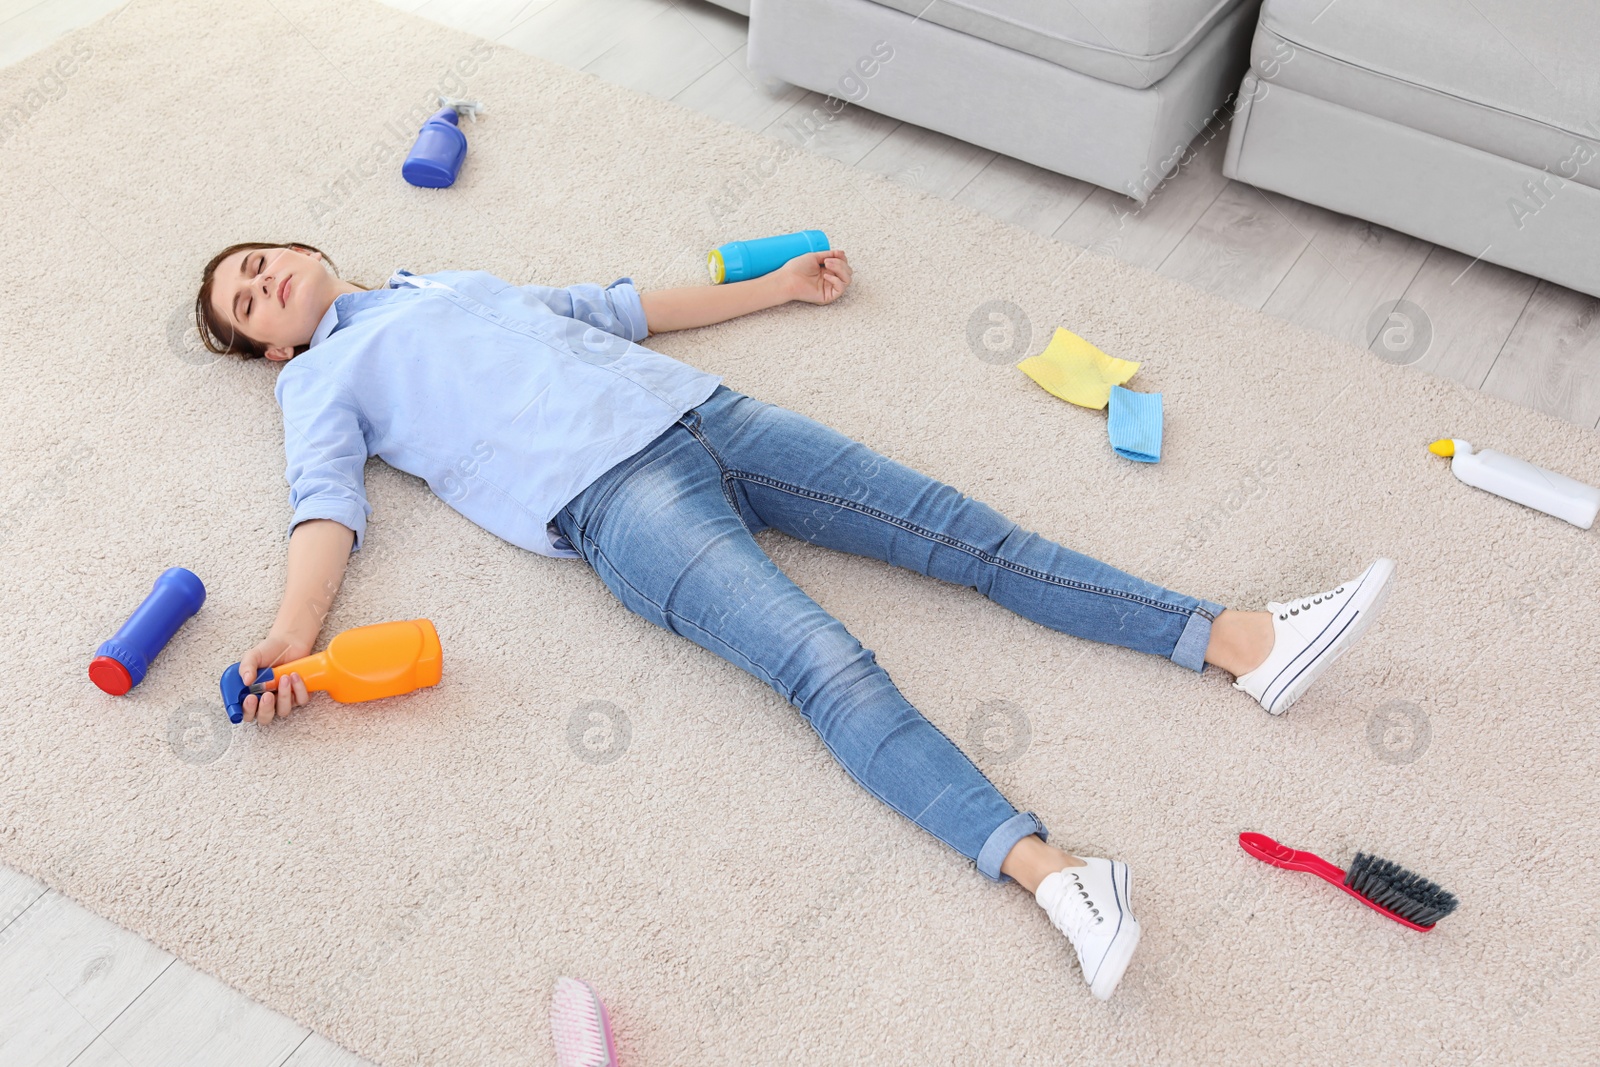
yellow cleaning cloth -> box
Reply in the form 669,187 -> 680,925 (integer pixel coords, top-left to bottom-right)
1016,327 -> 1140,410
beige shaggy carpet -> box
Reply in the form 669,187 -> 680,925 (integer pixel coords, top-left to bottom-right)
2,1 -> 1598,1064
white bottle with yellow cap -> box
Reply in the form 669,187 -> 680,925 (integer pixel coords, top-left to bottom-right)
1429,439 -> 1600,529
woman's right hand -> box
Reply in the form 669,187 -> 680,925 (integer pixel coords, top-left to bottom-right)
238,632 -> 313,725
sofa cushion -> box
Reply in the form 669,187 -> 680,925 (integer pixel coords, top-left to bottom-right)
750,0 -> 1259,200
1256,0 -> 1600,191
864,0 -> 1248,89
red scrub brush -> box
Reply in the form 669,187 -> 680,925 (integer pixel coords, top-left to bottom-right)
1239,832 -> 1459,931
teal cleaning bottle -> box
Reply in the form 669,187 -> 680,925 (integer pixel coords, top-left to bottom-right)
708,230 -> 829,283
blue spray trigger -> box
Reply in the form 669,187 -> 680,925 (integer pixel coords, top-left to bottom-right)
220,662 -> 274,724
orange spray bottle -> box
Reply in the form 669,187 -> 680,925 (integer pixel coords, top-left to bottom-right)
219,619 -> 442,723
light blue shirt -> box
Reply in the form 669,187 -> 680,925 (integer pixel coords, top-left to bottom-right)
275,268 -> 723,559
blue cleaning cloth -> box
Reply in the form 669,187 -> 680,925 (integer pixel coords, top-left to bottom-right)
1107,386 -> 1163,463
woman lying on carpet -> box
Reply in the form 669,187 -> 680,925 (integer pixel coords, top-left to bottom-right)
195,242 -> 1395,1002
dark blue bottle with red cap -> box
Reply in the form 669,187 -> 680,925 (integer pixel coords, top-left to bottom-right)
89,567 -> 206,695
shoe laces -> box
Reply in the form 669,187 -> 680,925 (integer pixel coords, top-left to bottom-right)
1276,583 -> 1345,622
1047,867 -> 1106,944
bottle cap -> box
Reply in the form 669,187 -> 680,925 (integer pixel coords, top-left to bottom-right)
713,242 -> 749,282
90,638 -> 148,694
706,249 -> 726,284
437,96 -> 485,122
89,655 -> 133,696
1428,439 -> 1456,457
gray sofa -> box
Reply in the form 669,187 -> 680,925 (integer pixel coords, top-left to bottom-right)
741,0 -> 1262,203
1224,0 -> 1600,298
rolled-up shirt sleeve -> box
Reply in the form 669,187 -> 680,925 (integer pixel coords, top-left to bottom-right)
512,277 -> 649,342
275,366 -> 373,553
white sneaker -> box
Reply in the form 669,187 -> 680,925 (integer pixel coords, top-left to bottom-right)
1035,857 -> 1141,1001
1232,558 -> 1396,715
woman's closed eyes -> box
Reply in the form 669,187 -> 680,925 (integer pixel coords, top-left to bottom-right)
238,252 -> 265,322
247,253 -> 264,317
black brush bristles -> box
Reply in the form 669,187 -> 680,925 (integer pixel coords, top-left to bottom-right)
1344,852 -> 1460,927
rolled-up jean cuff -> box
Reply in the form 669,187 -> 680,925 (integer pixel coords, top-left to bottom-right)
977,810 -> 1049,883
1172,599 -> 1227,673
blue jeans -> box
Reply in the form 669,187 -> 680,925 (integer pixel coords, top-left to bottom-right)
552,385 -> 1225,884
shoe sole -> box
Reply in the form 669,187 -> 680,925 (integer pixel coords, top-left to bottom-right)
1263,558 -> 1396,715
1088,861 -> 1141,1001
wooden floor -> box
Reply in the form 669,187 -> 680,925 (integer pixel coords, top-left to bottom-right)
4,1 -> 1598,1065
391,0 -> 1600,431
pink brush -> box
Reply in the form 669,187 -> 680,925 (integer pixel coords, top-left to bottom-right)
550,976 -> 618,1067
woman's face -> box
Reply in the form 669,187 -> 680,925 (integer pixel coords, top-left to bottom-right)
209,245 -> 341,361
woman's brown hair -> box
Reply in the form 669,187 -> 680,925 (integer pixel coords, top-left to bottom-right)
195,242 -> 372,360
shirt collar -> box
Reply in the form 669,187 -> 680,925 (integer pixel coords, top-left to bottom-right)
308,286 -> 387,348
308,298 -> 345,348
306,270 -> 445,349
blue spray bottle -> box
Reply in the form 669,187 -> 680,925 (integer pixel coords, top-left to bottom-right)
402,96 -> 486,189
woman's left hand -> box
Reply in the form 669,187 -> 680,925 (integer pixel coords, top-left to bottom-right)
779,250 -> 852,305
